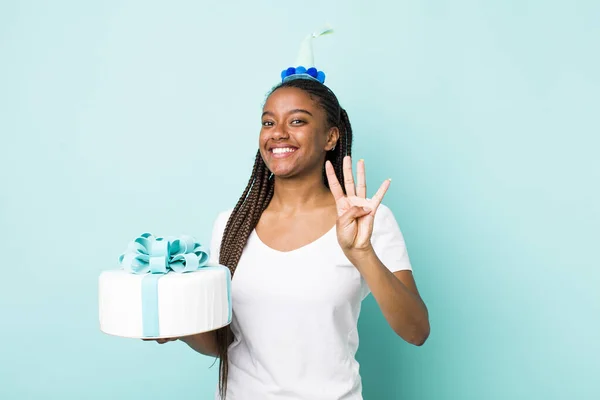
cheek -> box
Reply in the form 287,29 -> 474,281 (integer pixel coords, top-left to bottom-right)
258,130 -> 268,150
305,131 -> 328,153
297,129 -> 320,146
258,132 -> 272,165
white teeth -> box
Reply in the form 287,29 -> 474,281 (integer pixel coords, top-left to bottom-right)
272,147 -> 296,154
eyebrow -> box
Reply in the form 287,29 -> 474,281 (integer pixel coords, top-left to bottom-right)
262,109 -> 313,118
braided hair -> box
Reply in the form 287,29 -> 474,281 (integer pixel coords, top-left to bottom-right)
215,78 -> 353,399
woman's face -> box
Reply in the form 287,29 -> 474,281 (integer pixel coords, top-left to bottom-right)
259,87 -> 338,178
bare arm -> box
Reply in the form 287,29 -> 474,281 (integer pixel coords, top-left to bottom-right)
179,330 -> 219,357
146,330 -> 219,357
325,157 -> 429,345
350,250 -> 430,346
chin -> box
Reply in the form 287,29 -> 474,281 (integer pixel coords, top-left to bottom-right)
265,158 -> 297,177
268,166 -> 296,178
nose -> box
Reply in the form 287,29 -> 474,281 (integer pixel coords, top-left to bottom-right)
271,123 -> 289,140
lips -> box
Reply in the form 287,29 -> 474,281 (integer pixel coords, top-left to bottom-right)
271,147 -> 297,154
268,145 -> 298,159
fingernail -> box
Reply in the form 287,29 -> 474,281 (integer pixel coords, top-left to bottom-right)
362,207 -> 371,212
388,178 -> 392,182
359,159 -> 364,162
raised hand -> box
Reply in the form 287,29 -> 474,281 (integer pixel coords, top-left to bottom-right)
325,156 -> 390,258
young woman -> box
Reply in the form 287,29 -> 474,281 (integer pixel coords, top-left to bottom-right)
156,77 -> 430,399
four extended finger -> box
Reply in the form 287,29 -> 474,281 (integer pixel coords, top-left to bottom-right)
356,159 -> 366,198
371,179 -> 391,210
325,160 -> 345,201
343,156 -> 356,197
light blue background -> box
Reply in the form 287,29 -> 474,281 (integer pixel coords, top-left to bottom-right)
1,1 -> 598,399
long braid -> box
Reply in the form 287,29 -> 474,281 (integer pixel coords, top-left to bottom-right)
214,150 -> 272,399
214,78 -> 352,399
324,108 -> 353,194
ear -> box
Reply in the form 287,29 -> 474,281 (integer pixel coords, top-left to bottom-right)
325,127 -> 340,151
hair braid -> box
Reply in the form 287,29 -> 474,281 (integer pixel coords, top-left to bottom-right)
323,107 -> 352,194
214,78 -> 352,399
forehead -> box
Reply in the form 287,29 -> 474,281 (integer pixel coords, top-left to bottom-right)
263,87 -> 319,112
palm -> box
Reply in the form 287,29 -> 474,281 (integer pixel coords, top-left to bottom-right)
325,156 -> 390,252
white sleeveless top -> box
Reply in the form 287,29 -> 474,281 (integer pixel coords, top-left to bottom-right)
210,204 -> 412,400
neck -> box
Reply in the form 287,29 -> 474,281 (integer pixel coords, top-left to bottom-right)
269,172 -> 334,215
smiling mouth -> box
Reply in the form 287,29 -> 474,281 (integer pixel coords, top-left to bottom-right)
269,147 -> 298,158
271,147 -> 297,154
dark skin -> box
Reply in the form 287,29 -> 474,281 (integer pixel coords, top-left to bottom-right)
147,86 -> 430,349
258,87 -> 429,345
256,86 -> 339,251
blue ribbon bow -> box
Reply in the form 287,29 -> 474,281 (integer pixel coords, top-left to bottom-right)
118,233 -> 211,337
119,232 -> 209,275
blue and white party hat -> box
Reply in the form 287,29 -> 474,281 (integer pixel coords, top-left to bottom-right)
281,26 -> 333,84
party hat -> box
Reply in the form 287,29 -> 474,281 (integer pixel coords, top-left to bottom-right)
281,26 -> 333,84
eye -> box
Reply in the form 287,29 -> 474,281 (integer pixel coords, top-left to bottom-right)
291,119 -> 305,125
262,120 -> 274,127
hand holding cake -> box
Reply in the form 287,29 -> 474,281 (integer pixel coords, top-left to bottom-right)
142,337 -> 177,344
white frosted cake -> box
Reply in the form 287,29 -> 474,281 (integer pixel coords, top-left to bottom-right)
98,233 -> 232,339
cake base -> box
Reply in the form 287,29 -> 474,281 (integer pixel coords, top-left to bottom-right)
99,266 -> 231,339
